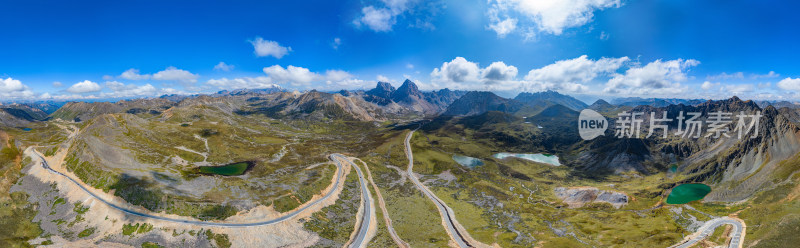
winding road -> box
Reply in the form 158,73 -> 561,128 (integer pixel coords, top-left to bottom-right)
332,154 -> 376,248
670,217 -> 745,248
404,130 -> 475,248
357,158 -> 410,248
29,149 -> 345,228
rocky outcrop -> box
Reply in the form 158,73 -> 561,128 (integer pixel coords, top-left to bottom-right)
554,187 -> 628,209
514,91 -> 588,111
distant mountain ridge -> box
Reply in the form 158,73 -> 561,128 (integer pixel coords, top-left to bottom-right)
611,97 -> 704,107
514,91 -> 588,111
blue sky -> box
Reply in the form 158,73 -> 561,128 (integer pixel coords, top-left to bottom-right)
2,0 -> 800,102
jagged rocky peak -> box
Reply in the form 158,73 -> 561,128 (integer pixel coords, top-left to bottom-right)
695,95 -> 761,113
366,81 -> 396,98
391,79 -> 422,102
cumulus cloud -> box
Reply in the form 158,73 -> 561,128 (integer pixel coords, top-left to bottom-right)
262,65 -> 320,86
102,81 -> 158,98
430,57 -> 524,91
332,38 -> 342,50
120,68 -> 150,80
0,77 -> 35,99
206,77 -> 278,90
258,65 -> 358,89
250,37 -> 291,58
604,59 -> 700,96
482,61 -> 518,83
431,57 -> 482,84
777,77 -> 800,91
214,62 -> 234,71
488,0 -> 622,37
152,66 -> 199,83
52,81 -> 63,87
523,55 -> 628,92
66,80 -> 102,93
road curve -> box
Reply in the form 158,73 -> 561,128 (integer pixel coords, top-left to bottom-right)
332,155 -> 375,248
356,158 -> 410,248
670,217 -> 745,248
29,149 -> 345,228
404,130 -> 474,248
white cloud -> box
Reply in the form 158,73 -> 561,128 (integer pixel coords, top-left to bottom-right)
482,61 -> 518,83
324,70 -> 353,82
0,77 -> 35,99
706,72 -> 744,80
152,66 -> 199,83
431,57 -> 524,91
357,6 -> 394,32
52,81 -> 63,87
250,37 -> 291,58
377,75 -> 392,82
707,71 -> 780,81
262,65 -> 320,86
406,63 -> 414,69
120,68 -> 150,80
599,31 -> 609,40
722,84 -> 754,94
604,58 -> 700,96
206,77 -> 278,90
102,75 -> 113,80
488,17 -> 518,38
354,0 -> 428,32
67,80 -> 102,93
777,77 -> 800,91
332,37 -> 342,49
525,55 -> 628,87
214,62 -> 234,71
751,71 -> 779,79
701,81 -> 719,90
488,0 -> 622,36
101,81 -> 158,98
431,57 -> 482,85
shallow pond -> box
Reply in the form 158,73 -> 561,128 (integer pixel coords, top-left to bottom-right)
666,183 -> 711,204
493,153 -> 561,166
452,155 -> 484,168
197,162 -> 254,176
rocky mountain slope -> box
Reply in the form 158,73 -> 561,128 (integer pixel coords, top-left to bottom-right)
514,90 -> 588,111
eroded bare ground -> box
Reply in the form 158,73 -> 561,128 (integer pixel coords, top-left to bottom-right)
12,140 -> 354,248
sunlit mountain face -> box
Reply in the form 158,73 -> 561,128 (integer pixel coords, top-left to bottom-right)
2,1 -> 800,248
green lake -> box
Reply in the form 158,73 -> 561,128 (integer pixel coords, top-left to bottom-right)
666,184 -> 711,204
493,153 -> 561,166
197,162 -> 253,176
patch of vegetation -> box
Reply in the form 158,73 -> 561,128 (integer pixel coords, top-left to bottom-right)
0,192 -> 44,248
273,164 -> 336,213
303,170 -> 359,245
204,230 -> 231,248
77,227 -> 95,238
141,242 -> 165,248
122,223 -> 154,236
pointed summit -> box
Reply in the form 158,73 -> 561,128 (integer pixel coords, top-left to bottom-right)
366,81 -> 396,99
391,79 -> 422,103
